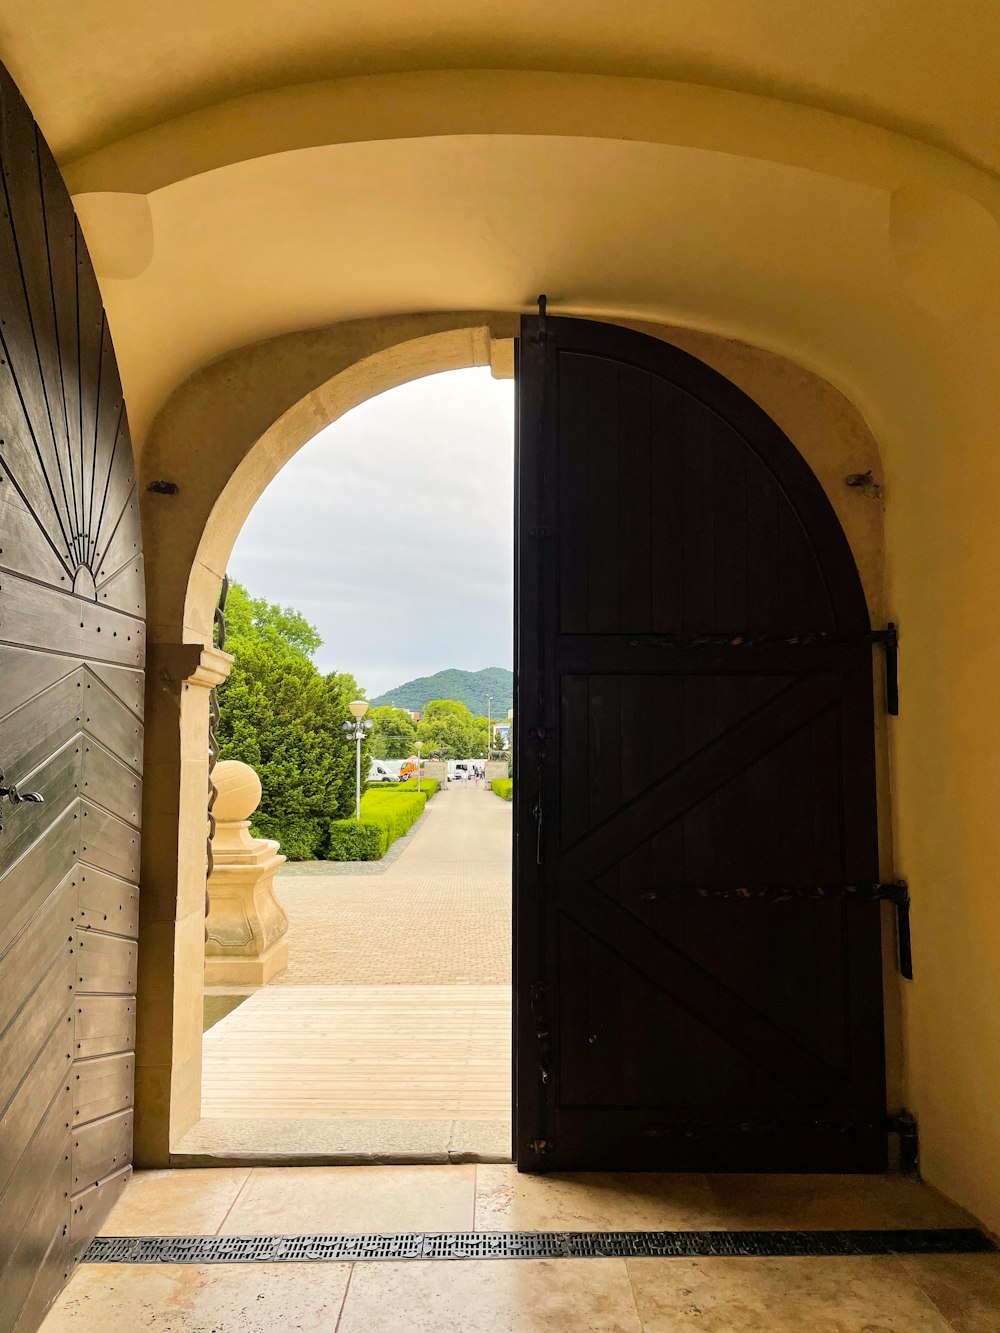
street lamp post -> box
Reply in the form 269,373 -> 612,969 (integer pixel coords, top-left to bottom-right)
415,740 -> 423,792
342,699 -> 373,821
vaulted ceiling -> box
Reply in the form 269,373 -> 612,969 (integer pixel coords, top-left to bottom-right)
1,2 -> 998,444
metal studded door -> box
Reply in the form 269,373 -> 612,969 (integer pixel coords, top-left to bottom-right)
515,313 -> 886,1173
0,62 -> 143,1332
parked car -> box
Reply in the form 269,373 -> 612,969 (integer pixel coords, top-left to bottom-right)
367,761 -> 399,784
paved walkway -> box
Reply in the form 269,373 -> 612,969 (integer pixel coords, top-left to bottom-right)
196,783 -> 512,1154
272,781 -> 511,985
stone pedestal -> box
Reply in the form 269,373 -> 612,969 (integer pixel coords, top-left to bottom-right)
205,760 -> 289,985
419,759 -> 448,786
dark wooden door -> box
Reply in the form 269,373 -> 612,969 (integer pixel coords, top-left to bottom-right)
514,314 -> 885,1173
0,63 -> 144,1333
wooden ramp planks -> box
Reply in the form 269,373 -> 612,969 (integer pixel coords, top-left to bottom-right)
201,985 -> 511,1121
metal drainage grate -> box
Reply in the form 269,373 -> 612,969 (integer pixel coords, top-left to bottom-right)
83,1228 -> 995,1264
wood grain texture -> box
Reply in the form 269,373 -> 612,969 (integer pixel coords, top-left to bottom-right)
0,57 -> 144,1333
515,315 -> 883,1173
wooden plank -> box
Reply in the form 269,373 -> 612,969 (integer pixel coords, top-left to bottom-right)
80,744 -> 141,826
0,79 -> 73,568
0,475 -> 71,588
0,870 -> 74,1025
0,1017 -> 73,1196
69,1165 -> 130,1245
85,319 -> 125,575
74,996 -> 135,1059
1,568 -> 145,667
0,1141 -> 69,1333
0,749 -> 80,915
0,950 -> 74,1118
0,670 -> 85,781
0,806 -> 78,957
73,1052 -> 133,1126
36,110 -> 82,573
85,661 -> 145,722
9,1221 -> 75,1333
94,552 -> 145,619
0,645 -> 79,723
80,671 -> 143,772
78,801 -> 140,880
76,867 -> 139,939
0,1081 -> 72,1273
71,1109 -> 133,1192
87,428 -> 136,592
74,931 -> 136,994
93,485 -> 140,588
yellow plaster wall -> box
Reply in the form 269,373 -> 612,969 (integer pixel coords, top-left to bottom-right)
143,305 -> 1000,1233
1,0 -> 996,1228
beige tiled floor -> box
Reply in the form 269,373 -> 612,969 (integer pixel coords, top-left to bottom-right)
39,1165 -> 1000,1332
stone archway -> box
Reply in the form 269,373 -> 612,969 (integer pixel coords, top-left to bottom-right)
134,312 -> 892,1166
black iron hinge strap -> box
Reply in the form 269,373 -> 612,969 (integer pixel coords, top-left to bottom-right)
626,624 -> 899,715
637,880 -> 912,980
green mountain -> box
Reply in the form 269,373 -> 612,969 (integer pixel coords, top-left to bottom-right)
372,667 -> 513,717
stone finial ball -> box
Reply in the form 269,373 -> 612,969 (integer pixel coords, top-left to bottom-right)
212,760 -> 262,822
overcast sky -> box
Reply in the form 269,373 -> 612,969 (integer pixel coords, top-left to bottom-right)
229,368 -> 515,698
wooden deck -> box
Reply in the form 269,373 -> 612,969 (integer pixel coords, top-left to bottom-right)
201,984 -> 512,1121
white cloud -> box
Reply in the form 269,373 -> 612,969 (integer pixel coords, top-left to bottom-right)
229,368 -> 515,696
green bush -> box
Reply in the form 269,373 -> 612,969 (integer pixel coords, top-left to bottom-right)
251,813 -> 327,862
325,819 -> 388,861
491,778 -> 513,801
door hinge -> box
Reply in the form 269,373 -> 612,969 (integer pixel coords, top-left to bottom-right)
642,1110 -> 919,1174
888,1110 -> 919,1176
873,623 -> 899,715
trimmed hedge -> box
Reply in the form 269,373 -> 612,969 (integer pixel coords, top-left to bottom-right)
326,789 -> 429,860
385,777 -> 439,798
491,778 -> 513,801
325,819 -> 387,861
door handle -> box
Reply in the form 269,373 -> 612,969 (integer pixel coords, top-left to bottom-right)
0,767 -> 44,835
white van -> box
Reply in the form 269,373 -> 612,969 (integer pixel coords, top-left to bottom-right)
367,760 -> 399,784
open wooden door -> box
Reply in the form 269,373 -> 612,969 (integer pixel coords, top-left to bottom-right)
0,63 -> 144,1332
514,313 -> 886,1173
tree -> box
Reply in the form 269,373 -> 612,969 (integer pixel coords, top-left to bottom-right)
369,705 -> 418,759
216,581 -> 365,859
416,699 -> 479,758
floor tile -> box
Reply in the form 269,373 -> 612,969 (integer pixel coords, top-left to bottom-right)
219,1165 -> 476,1235
475,1166 -> 716,1231
898,1254 -> 1000,1332
627,1254 -> 955,1332
39,1262 -> 350,1333
703,1173 -> 978,1230
336,1258 -> 642,1332
98,1168 -> 252,1236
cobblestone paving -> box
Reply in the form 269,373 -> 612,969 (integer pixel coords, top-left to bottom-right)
271,782 -> 512,986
